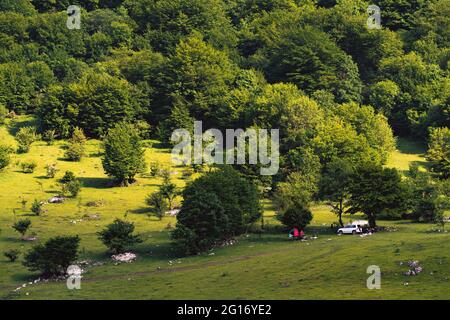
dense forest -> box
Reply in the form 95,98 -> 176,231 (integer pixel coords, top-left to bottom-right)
0,1 -> 449,230
0,0 -> 448,134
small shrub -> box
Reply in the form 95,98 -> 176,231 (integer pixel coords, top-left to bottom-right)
20,198 -> 27,209
0,145 -> 11,171
135,120 -> 151,139
16,127 -> 39,153
159,168 -> 171,180
160,175 -> 178,210
42,130 -> 57,145
149,162 -> 161,177
31,199 -> 44,216
12,219 -> 31,237
145,192 -> 168,220
97,219 -> 142,254
20,161 -> 37,173
65,127 -> 86,161
45,163 -> 59,178
4,249 -> 20,262
23,236 -> 80,276
65,142 -> 85,161
61,180 -> 81,197
61,170 -> 76,184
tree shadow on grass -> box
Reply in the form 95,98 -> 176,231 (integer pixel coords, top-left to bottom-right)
246,234 -> 288,244
396,138 -> 427,155
139,182 -> 162,188
304,225 -> 337,236
89,151 -> 103,158
56,157 -> 78,162
19,213 -> 38,217
410,160 -> 432,170
136,241 -> 179,260
151,141 -> 170,149
10,272 -> 37,283
130,207 -> 151,215
77,177 -> 112,189
34,175 -> 50,180
0,237 -> 24,243
12,170 -> 30,174
44,190 -> 60,195
247,224 -> 337,243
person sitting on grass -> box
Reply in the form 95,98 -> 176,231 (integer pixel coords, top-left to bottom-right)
289,227 -> 305,240
299,229 -> 305,239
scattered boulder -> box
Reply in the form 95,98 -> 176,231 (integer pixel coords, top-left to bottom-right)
48,196 -> 65,204
166,209 -> 180,217
83,213 -> 101,220
112,252 -> 137,263
404,260 -> 423,276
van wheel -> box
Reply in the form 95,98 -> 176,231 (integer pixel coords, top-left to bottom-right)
352,230 -> 356,235
338,231 -> 343,235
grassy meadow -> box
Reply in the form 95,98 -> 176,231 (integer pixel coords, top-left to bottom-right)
0,117 -> 449,300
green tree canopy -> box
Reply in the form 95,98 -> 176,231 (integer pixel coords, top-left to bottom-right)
252,23 -> 362,102
173,166 -> 261,254
102,122 -> 146,185
347,163 -> 408,228
38,71 -> 140,138
23,236 -> 80,276
427,127 -> 450,179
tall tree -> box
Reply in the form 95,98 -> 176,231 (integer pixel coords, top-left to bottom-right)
427,127 -> 450,179
347,163 -> 408,228
319,158 -> 354,227
102,122 -> 146,186
172,166 -> 261,254
165,34 -> 238,127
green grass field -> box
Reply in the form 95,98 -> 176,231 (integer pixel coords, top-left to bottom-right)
0,118 -> 449,300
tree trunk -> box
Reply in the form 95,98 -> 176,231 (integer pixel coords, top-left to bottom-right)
368,214 -> 377,229
338,214 -> 344,227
